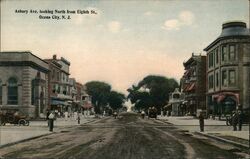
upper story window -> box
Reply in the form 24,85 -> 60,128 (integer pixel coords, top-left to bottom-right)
229,45 -> 236,61
208,52 -> 214,68
215,72 -> 219,87
229,70 -> 236,85
222,45 -> 227,62
52,69 -> 55,80
57,72 -> 60,81
222,70 -> 227,87
173,94 -> 180,99
8,77 -> 18,105
208,74 -> 214,89
0,79 -> 2,105
215,49 -> 219,64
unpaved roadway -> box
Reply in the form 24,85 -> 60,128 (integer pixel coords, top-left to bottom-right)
0,113 -> 248,159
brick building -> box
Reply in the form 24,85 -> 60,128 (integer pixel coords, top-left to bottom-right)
204,21 -> 250,116
181,53 -> 207,116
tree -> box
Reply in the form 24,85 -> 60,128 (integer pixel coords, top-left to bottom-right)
127,75 -> 179,112
85,81 -> 111,114
108,91 -> 126,110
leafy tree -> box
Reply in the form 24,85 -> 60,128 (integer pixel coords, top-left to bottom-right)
108,91 -> 126,110
85,81 -> 111,113
127,75 -> 179,112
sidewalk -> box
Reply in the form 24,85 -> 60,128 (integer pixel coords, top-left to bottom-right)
0,116 -> 96,147
158,115 -> 249,148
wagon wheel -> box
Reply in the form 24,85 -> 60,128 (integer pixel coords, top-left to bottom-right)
18,119 -> 26,126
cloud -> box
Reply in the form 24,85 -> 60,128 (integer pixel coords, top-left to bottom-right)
162,19 -> 180,30
144,11 -> 154,16
162,10 -> 195,31
108,21 -> 121,33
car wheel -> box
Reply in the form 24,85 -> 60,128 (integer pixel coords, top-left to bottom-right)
18,119 -> 26,126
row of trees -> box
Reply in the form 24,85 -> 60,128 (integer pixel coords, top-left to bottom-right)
85,81 -> 126,114
85,75 -> 179,114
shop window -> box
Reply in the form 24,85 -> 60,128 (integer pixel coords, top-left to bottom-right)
222,70 -> 227,86
229,45 -> 236,61
222,45 -> 227,62
229,70 -> 236,85
8,77 -> 18,105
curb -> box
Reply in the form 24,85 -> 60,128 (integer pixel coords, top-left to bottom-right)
195,131 -> 249,149
0,132 -> 54,149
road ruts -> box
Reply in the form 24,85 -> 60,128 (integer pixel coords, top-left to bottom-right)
0,113 -> 247,159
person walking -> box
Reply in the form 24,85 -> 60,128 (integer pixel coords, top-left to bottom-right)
48,111 -> 55,132
198,112 -> 204,132
46,109 -> 50,126
238,110 -> 243,131
232,111 -> 238,131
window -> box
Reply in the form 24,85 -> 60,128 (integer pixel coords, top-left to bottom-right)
31,80 -> 35,105
209,52 -> 214,68
229,70 -> 236,85
222,46 -> 227,61
216,72 -> 219,87
208,75 -> 214,89
63,86 -> 67,95
57,85 -> 61,93
0,79 -> 2,105
222,70 -> 227,86
8,77 -> 18,105
57,72 -> 60,81
229,45 -> 236,61
215,49 -> 219,64
52,84 -> 56,93
52,69 -> 55,80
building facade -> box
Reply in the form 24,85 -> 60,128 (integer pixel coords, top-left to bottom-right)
204,21 -> 250,116
45,55 -> 72,113
168,88 -> 184,116
0,52 -> 49,118
181,53 -> 206,116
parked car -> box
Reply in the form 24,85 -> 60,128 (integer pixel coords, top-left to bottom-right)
0,112 -> 29,126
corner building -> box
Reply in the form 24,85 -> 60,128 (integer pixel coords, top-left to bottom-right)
0,52 -> 49,118
204,21 -> 250,116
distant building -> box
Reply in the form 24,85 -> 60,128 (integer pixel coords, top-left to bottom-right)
45,55 -> 72,113
168,88 -> 184,116
204,21 -> 250,116
0,51 -> 49,118
181,53 -> 206,116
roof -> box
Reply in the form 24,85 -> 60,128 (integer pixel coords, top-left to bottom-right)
204,21 -> 250,51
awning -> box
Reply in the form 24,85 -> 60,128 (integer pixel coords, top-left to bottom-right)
51,100 -> 66,105
188,83 -> 195,91
213,92 -> 239,104
82,101 -> 93,109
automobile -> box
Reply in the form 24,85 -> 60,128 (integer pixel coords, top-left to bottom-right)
0,111 -> 30,126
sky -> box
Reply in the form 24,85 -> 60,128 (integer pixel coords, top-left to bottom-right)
1,0 -> 249,94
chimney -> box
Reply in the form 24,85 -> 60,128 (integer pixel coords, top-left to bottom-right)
53,54 -> 57,60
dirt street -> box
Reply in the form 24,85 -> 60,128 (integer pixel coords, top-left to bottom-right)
0,112 -> 248,159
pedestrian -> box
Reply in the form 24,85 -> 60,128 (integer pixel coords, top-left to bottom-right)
141,110 -> 145,119
48,111 -> 55,132
46,109 -> 50,126
238,110 -> 243,131
198,112 -> 204,132
64,111 -> 68,121
77,112 -> 80,124
232,111 -> 238,131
